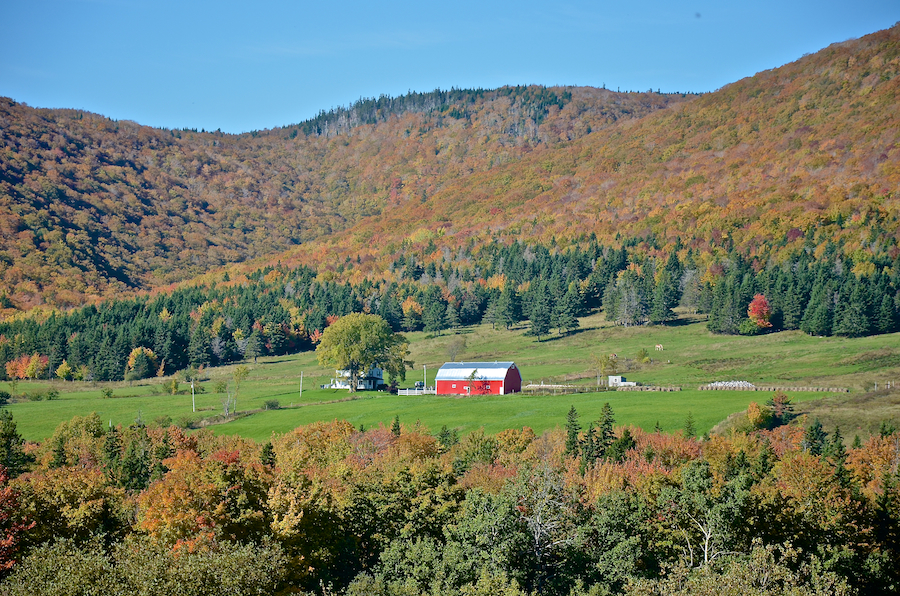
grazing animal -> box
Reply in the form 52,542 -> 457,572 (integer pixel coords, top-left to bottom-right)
655,344 -> 664,351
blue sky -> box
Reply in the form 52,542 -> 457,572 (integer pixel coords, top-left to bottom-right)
2,1 -> 897,133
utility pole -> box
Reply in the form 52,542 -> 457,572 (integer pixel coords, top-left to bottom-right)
299,371 -> 303,400
191,377 -> 195,413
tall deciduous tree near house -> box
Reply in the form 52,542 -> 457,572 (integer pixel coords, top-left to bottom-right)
316,313 -> 410,391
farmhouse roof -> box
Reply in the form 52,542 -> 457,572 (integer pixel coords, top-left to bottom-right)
435,362 -> 519,381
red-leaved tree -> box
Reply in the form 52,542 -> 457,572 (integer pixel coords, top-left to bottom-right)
748,294 -> 773,328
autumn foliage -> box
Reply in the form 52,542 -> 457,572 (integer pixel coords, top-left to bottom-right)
747,294 -> 773,328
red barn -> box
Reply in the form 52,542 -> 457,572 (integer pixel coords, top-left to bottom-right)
435,362 -> 522,396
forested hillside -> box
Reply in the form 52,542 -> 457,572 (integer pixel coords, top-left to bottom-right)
2,24 -> 897,314
0,86 -> 683,310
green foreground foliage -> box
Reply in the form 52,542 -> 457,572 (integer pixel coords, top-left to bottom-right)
0,404 -> 897,595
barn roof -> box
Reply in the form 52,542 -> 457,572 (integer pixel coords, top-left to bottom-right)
435,362 -> 519,381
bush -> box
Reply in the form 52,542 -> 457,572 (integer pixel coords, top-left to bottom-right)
214,381 -> 228,394
263,399 -> 280,410
738,318 -> 763,336
176,415 -> 198,429
0,390 -> 9,406
101,388 -> 114,399
25,392 -> 44,402
46,389 -> 59,401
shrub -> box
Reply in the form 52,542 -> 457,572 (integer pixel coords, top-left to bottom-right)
264,399 -> 280,410
176,415 -> 198,429
101,388 -> 114,399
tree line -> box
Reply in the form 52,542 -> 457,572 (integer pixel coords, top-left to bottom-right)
1,236 -> 898,383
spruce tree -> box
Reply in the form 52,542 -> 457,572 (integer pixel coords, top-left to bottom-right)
483,297 -> 500,330
188,327 -> 212,368
801,282 -> 832,336
0,409 -> 29,478
803,418 -> 828,455
553,284 -> 581,335
782,283 -> 803,330
649,270 -> 678,324
599,402 -> 616,455
755,440 -> 774,477
423,301 -> 447,335
445,302 -> 461,332
684,411 -> 696,439
581,423 -> 597,469
606,428 -> 636,462
102,426 -> 122,482
378,292 -> 403,331
529,284 -> 552,341
245,328 -> 263,363
565,406 -> 581,456
876,294 -> 897,334
497,280 -> 521,330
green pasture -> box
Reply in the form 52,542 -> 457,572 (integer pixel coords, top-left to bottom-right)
4,312 -> 899,442
211,388 -> 834,443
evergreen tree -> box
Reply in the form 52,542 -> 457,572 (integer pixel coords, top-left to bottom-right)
802,418 -> 828,455
378,292 -> 403,331
391,415 -> 401,437
781,283 -> 803,330
606,428 -> 636,462
120,431 -> 151,491
265,323 -> 287,356
876,294 -> 897,334
755,440 -> 774,477
445,302 -> 461,332
0,411 -> 29,477
188,327 -> 212,368
102,426 -> 122,483
245,328 -> 264,363
649,269 -> 678,324
684,411 -> 696,439
49,435 -> 67,469
482,296 -> 500,330
834,283 -> 871,337
599,402 -> 616,455
529,284 -> 552,341
553,283 -> 581,335
423,301 -> 447,335
801,281 -> 832,336
497,280 -> 521,330
261,441 -> 276,466
151,431 -> 172,481
436,425 -> 459,451
581,423 -> 597,469
565,405 -> 581,456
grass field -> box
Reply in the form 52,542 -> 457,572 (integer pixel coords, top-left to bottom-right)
5,312 -> 900,443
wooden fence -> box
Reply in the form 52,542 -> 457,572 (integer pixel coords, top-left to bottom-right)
522,384 -> 681,395
698,385 -> 849,393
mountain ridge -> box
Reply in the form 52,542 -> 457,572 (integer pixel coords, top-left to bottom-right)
1,23 -> 899,313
